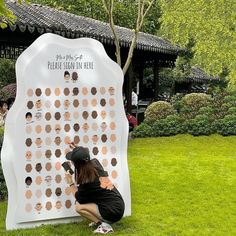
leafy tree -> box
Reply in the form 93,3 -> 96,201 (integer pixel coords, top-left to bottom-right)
0,58 -> 16,90
0,0 -> 16,28
0,0 -> 27,28
157,39 -> 195,95
159,0 -> 236,89
32,0 -> 107,21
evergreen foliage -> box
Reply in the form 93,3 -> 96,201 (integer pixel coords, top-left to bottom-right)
159,0 -> 236,89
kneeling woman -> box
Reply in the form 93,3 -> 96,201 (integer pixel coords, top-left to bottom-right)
64,144 -> 125,234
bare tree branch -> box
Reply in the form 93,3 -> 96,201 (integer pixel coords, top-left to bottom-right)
123,0 -> 154,74
142,0 -> 154,22
102,0 -> 154,74
102,0 -> 121,65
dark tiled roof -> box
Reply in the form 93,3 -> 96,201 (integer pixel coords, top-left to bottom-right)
5,1 -> 181,55
188,66 -> 218,82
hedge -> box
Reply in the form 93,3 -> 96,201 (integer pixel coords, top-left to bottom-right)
133,92 -> 236,137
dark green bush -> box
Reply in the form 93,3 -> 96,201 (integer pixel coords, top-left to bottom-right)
180,93 -> 212,119
212,115 -> 236,136
182,115 -> 213,136
213,102 -> 233,120
152,114 -> 183,136
198,106 -> 214,116
228,107 -> 236,115
132,122 -> 153,138
223,95 -> 236,105
144,101 -> 176,124
211,93 -> 232,119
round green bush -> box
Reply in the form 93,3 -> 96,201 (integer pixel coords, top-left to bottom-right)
181,93 -> 212,110
223,95 -> 236,105
199,106 -> 214,116
152,114 -> 183,136
212,115 -> 236,136
183,114 -> 213,136
144,101 -> 176,124
132,122 -> 153,138
180,93 -> 212,119
228,107 -> 236,115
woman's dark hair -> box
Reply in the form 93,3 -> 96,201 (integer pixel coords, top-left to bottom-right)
74,161 -> 98,184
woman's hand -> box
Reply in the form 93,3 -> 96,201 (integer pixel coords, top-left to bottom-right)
99,177 -> 114,190
64,170 -> 73,185
69,141 -> 77,150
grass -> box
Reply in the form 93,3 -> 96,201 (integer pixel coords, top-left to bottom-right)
1,134 -> 236,235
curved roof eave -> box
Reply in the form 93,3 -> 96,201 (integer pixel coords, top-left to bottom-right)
5,1 -> 183,55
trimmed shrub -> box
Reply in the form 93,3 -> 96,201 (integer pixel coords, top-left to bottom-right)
228,107 -> 236,115
170,93 -> 184,112
212,115 -> 236,136
181,93 -> 212,109
223,95 -> 236,105
144,101 -> 176,124
183,114 -> 213,136
211,93 -> 231,119
132,122 -> 153,138
180,93 -> 212,119
152,114 -> 183,136
212,102 -> 231,120
198,106 -> 214,116
133,92 -> 236,137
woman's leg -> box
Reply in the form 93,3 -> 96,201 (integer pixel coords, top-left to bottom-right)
75,202 -> 102,223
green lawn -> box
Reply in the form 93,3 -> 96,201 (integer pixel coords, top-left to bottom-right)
1,134 -> 236,235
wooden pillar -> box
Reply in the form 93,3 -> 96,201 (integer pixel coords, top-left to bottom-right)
126,62 -> 134,113
137,63 -> 144,99
153,61 -> 160,101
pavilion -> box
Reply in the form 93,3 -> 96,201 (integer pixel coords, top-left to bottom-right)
0,0 -> 182,112
173,67 -> 219,94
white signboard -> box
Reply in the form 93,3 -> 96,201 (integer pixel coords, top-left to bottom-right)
1,33 -> 131,230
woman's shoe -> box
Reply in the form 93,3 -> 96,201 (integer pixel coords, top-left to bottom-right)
93,222 -> 113,234
88,222 -> 98,228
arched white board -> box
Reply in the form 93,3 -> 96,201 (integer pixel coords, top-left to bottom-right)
1,33 -> 131,230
